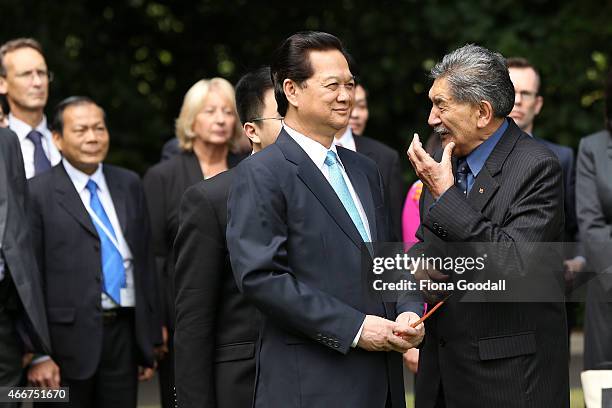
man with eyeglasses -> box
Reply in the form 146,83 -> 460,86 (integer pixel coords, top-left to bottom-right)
0,38 -> 60,179
174,66 -> 281,408
507,57 -> 584,346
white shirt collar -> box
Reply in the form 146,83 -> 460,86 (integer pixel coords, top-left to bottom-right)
62,158 -> 106,194
8,113 -> 49,141
283,124 -> 343,170
334,127 -> 356,151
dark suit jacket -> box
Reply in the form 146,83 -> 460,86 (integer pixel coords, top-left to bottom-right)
28,164 -> 162,380
576,129 -> 612,370
174,169 -> 259,408
0,128 -> 51,353
413,120 -> 569,408
536,137 -> 577,243
227,130 -> 419,408
143,151 -> 244,330
354,135 -> 404,240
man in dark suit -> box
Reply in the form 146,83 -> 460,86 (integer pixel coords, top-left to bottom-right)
335,115 -> 404,239
343,82 -> 405,239
0,127 -> 50,397
226,31 -> 424,408
174,66 -> 282,408
26,96 -> 162,407
0,38 -> 61,178
407,44 -> 568,407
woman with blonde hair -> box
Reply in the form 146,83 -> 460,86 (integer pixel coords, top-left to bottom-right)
143,77 -> 247,408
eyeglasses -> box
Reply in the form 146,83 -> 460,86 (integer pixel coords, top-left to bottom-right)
514,90 -> 537,101
12,69 -> 54,83
249,116 -> 284,122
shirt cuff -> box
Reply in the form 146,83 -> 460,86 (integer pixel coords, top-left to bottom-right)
351,320 -> 365,348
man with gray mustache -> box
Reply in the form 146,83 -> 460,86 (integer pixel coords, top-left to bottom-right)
407,44 -> 568,407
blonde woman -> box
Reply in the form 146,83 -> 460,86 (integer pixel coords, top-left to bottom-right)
143,77 -> 246,408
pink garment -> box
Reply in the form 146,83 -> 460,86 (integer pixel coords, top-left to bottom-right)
402,180 -> 424,244
402,180 -> 428,315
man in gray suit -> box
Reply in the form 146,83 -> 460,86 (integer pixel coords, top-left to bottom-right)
0,127 -> 50,393
407,44 -> 568,407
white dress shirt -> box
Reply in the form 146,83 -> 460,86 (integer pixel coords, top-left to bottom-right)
334,127 -> 357,152
8,114 -> 61,179
62,159 -> 135,309
283,124 -> 369,345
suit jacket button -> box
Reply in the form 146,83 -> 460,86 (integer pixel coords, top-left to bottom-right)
95,276 -> 101,283
439,338 -> 446,347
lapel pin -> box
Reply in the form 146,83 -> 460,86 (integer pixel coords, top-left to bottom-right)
479,187 -> 484,194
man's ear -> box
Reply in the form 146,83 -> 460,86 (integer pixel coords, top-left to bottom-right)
476,100 -> 494,129
534,95 -> 544,116
0,76 -> 8,94
52,130 -> 63,151
283,79 -> 300,110
243,122 -> 261,145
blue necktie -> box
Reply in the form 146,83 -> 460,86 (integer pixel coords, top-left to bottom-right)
324,151 -> 369,242
86,180 -> 125,304
27,130 -> 52,175
456,159 -> 471,196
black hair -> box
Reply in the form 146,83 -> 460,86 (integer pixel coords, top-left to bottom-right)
235,66 -> 275,124
52,96 -> 105,135
270,31 -> 351,116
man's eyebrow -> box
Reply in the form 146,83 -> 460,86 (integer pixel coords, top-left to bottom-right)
432,95 -> 446,105
321,75 -> 355,83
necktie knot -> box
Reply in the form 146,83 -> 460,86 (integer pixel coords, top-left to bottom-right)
86,179 -> 98,196
27,130 -> 44,145
324,150 -> 338,167
457,159 -> 470,175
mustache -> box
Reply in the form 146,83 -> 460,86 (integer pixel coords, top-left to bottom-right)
433,125 -> 449,137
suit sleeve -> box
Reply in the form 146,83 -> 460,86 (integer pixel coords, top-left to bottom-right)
422,155 -> 564,276
174,185 -> 221,408
135,178 -> 163,348
142,168 -> 170,326
576,138 -> 612,291
227,161 -> 365,354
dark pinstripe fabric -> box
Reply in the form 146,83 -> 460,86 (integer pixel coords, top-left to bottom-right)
413,120 -> 569,408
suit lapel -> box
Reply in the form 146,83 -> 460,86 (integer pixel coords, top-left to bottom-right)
55,165 -> 98,238
338,148 -> 377,241
277,131 -> 364,249
467,167 -> 500,212
353,136 -> 373,158
466,120 -> 521,211
184,152 -> 205,184
104,166 -> 128,236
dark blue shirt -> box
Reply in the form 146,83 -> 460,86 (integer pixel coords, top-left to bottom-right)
462,119 -> 508,194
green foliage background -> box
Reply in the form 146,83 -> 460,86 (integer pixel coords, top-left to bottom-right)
1,0 -> 610,180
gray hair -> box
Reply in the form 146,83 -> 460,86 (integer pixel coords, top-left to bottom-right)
431,44 -> 514,118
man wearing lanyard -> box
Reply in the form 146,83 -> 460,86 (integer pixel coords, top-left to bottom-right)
26,96 -> 162,408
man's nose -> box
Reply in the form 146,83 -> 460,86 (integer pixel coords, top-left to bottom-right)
428,108 -> 441,127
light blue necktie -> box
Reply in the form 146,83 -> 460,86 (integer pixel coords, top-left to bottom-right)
324,151 -> 369,242
86,179 -> 125,304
